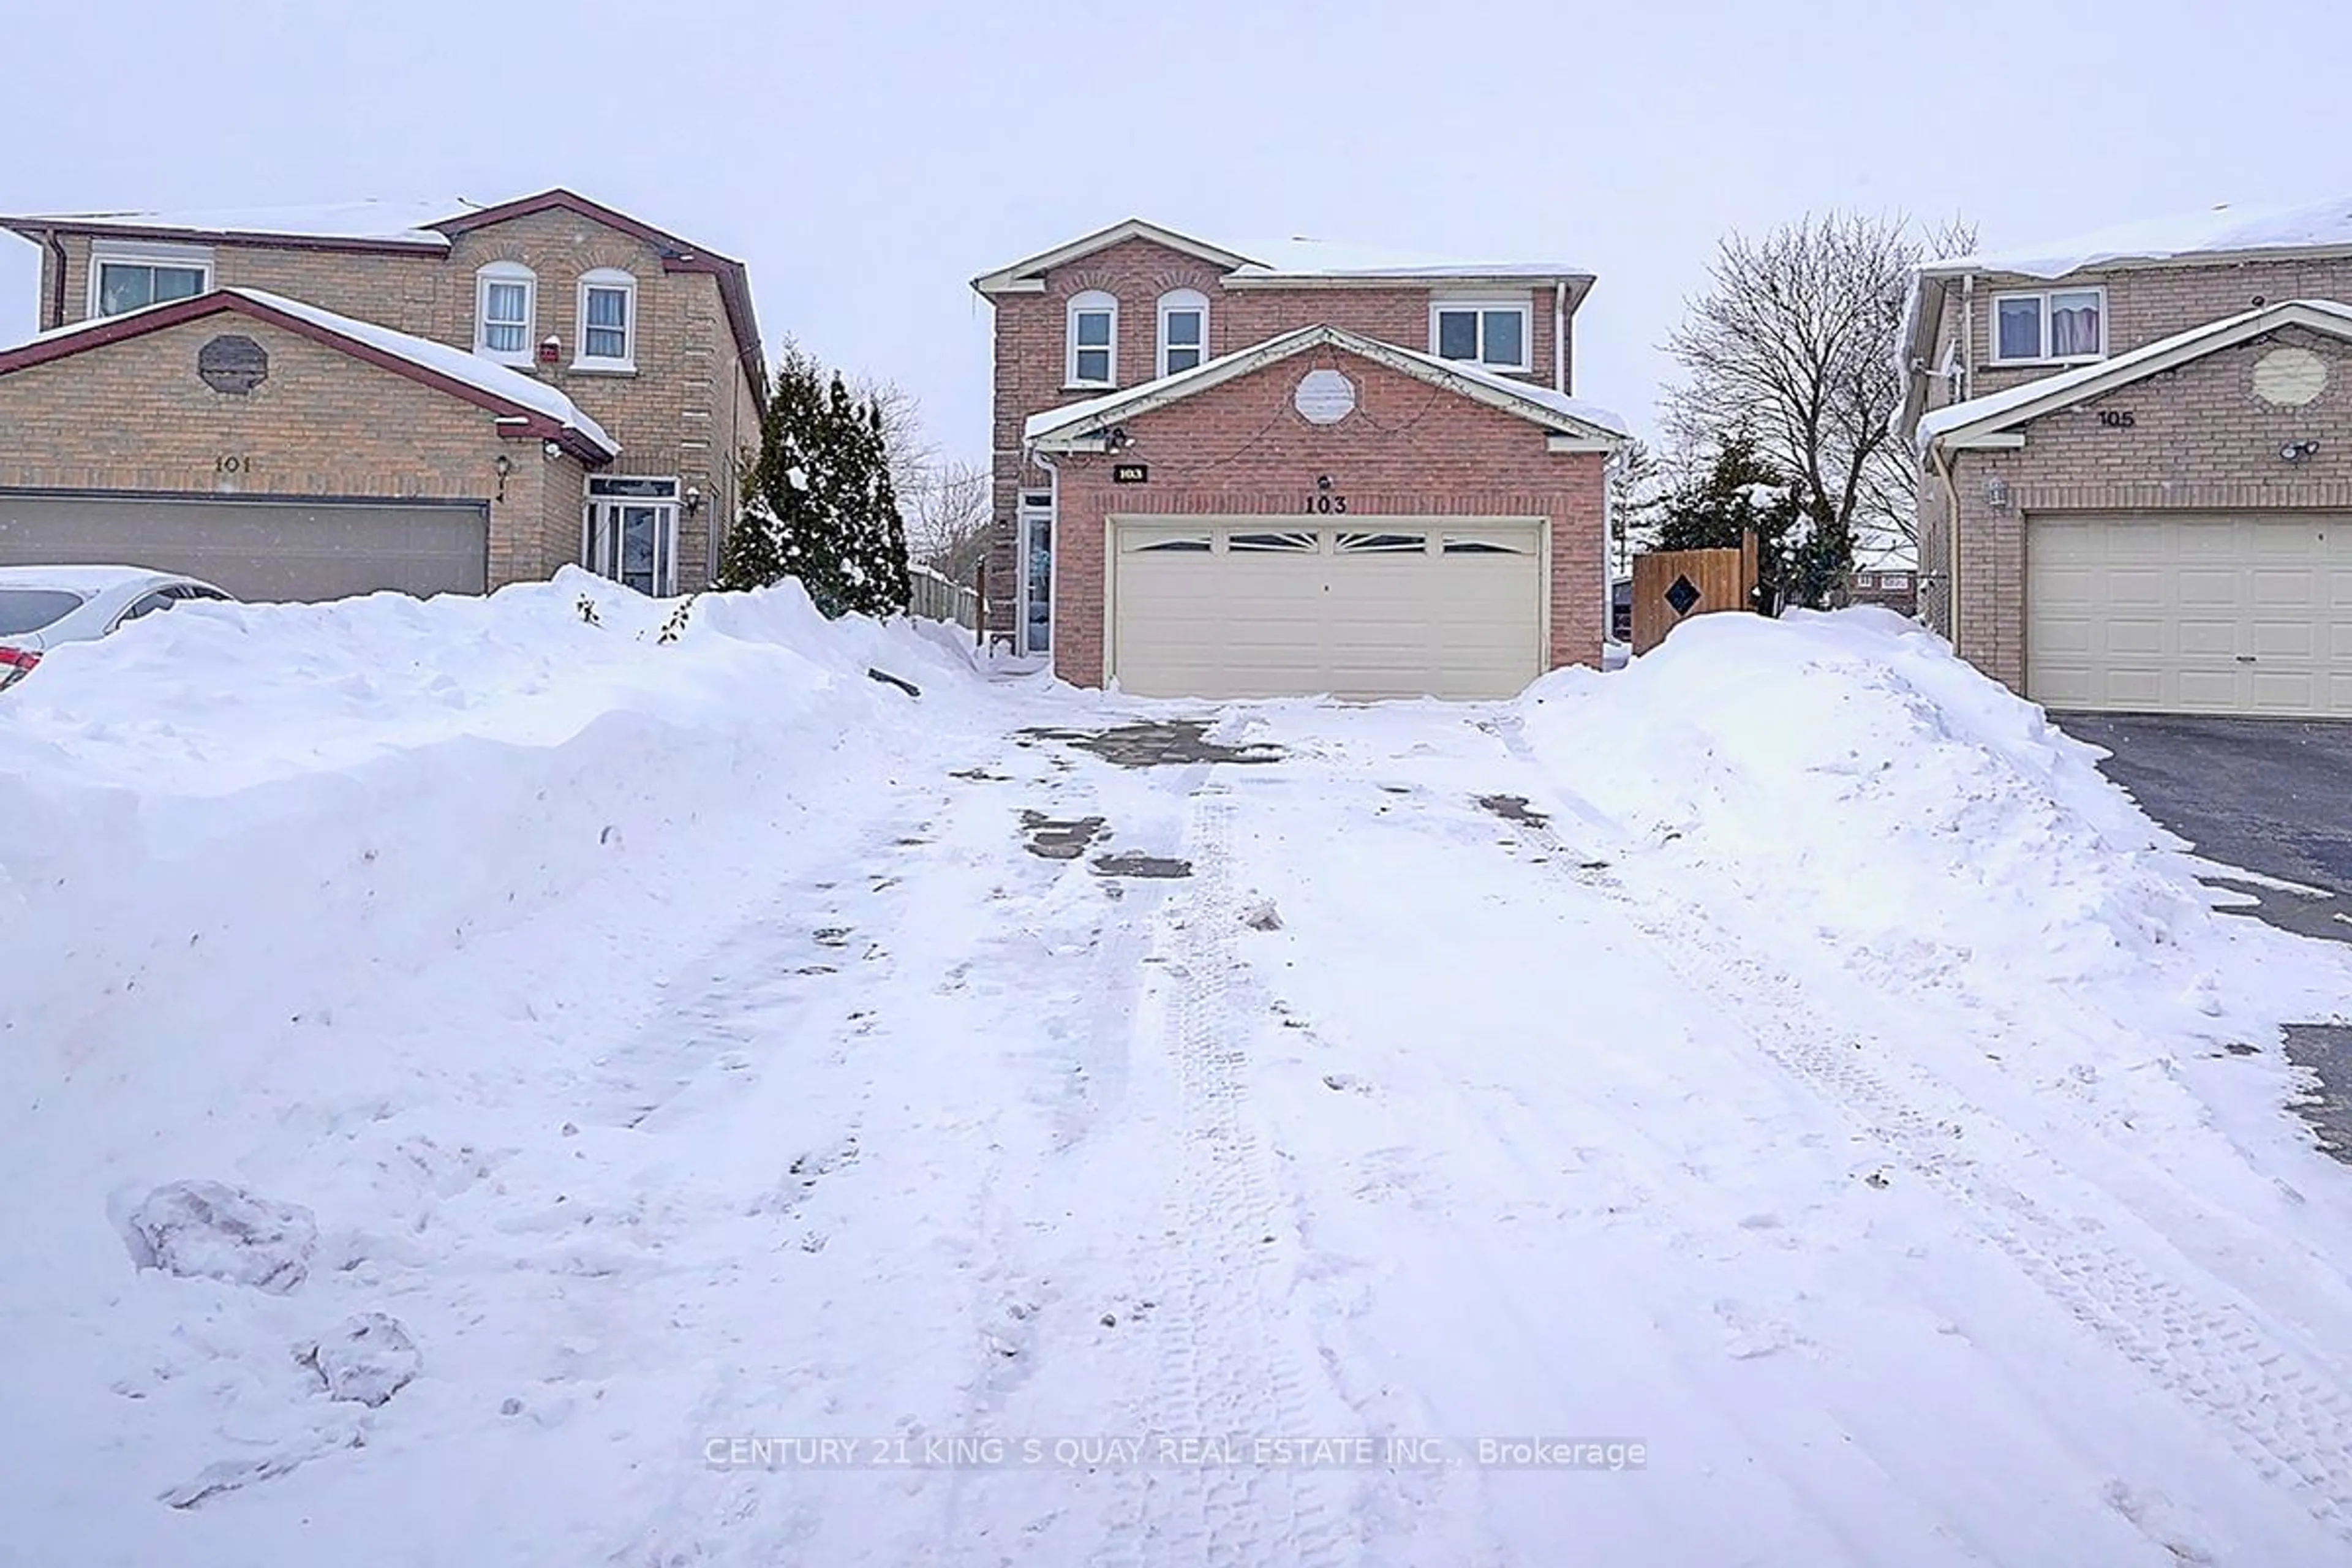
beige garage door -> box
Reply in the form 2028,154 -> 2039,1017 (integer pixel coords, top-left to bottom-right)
1110,518 -> 1547,699
2027,513 -> 2352,715
0,492 -> 490,602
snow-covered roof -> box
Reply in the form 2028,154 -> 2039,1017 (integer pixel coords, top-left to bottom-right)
0,288 -> 617,458
973,217 -> 1589,296
1915,297 -> 2352,452
1226,235 -> 1589,282
1921,194 -> 2352,281
228,290 -> 616,454
2,198 -> 470,248
1025,323 -> 1627,450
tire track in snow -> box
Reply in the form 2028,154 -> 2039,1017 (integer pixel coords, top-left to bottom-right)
1104,785 -> 1348,1568
1482,719 -> 2352,1547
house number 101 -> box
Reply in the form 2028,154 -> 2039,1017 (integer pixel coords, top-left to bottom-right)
215,455 -> 251,473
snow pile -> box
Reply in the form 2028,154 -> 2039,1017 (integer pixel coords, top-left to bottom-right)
1925,191 -> 2352,280
1519,609 -> 2212,994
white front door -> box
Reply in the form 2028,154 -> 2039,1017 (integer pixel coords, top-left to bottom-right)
1109,518 -> 1547,699
2027,513 -> 2352,716
1018,491 -> 1054,655
584,478 -> 681,597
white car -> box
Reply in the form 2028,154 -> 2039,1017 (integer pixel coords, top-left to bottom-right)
0,566 -> 236,690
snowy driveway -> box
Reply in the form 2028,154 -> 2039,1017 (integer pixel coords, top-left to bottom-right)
7,590 -> 2352,1566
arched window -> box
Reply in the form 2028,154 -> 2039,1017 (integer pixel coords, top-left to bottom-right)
474,261 -> 536,363
577,267 -> 638,370
1157,288 -> 1208,377
1066,290 -> 1117,387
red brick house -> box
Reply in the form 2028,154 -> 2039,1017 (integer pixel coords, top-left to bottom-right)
971,220 -> 1626,698
0,190 -> 763,601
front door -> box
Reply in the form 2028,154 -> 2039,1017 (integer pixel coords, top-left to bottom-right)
1019,491 -> 1054,655
585,496 -> 679,597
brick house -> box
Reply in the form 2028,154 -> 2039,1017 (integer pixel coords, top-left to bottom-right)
0,189 -> 763,600
1898,195 -> 2352,717
971,219 -> 1626,698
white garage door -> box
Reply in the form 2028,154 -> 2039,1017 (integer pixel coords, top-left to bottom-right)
1110,518 -> 1547,699
0,492 -> 490,602
2028,513 -> 2352,716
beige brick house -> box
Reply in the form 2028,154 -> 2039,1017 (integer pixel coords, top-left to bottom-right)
1899,195 -> 2352,717
971,219 -> 1626,698
0,189 -> 764,600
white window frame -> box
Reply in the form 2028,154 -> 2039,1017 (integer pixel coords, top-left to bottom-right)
88,240 -> 213,318
1156,288 -> 1209,378
1017,488 -> 1055,656
575,268 -> 638,372
1430,297 -> 1532,373
582,475 -> 680,596
1989,286 -> 2107,366
473,262 -> 537,365
1066,290 -> 1117,388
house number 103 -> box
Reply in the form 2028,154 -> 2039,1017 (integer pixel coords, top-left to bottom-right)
1305,493 -> 1349,514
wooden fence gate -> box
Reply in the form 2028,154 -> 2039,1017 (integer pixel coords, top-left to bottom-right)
1630,535 -> 1759,654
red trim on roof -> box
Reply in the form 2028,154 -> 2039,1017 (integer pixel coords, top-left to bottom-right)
427,189 -> 766,407
0,293 -> 611,463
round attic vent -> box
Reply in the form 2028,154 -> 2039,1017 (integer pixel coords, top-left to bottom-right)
1294,368 -> 1357,426
2253,346 -> 2328,407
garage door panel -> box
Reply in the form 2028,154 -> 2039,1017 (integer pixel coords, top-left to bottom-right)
1112,518 -> 1543,699
2029,512 -> 2352,717
0,492 -> 489,601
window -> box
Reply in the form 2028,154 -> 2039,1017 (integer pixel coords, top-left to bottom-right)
1227,530 -> 1317,553
89,243 -> 211,317
1336,531 -> 1430,554
1431,300 -> 1531,372
583,476 -> 679,595
576,269 -> 637,369
475,263 -> 537,363
1019,491 -> 1055,654
1158,289 -> 1208,377
1067,290 -> 1117,386
115,590 -> 178,627
1992,288 -> 2105,363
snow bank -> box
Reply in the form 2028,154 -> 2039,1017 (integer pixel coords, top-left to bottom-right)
0,568 -> 976,1089
1518,609 -> 2213,996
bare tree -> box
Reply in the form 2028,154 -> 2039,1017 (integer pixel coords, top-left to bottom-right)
1664,212 -> 1972,554
902,457 -> 993,582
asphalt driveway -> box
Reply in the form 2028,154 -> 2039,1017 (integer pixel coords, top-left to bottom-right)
2054,713 -> 2352,944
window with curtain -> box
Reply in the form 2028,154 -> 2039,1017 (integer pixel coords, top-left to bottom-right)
578,270 -> 636,367
475,264 -> 535,361
1992,288 -> 2105,362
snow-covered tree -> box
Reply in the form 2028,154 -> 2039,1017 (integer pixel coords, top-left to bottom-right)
722,346 -> 911,618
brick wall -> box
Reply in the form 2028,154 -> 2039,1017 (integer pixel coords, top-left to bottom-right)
48,216 -> 762,592
1940,323 -> 2352,691
0,313 -> 573,587
1044,351 -> 1607,686
984,234 -> 1577,641
1926,254 -> 2352,403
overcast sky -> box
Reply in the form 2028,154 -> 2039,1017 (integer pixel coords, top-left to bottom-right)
6,0 -> 2348,467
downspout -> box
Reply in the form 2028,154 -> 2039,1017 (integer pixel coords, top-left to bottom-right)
1959,273 -> 1976,401
1553,281 -> 1569,393
1928,438 -> 1962,648
40,229 -> 67,331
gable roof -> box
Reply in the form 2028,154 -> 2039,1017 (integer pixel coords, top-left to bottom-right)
1024,324 -> 1627,453
1915,297 -> 2352,454
972,218 -> 1593,297
1,188 -> 765,412
0,288 -> 618,461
